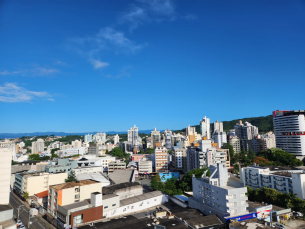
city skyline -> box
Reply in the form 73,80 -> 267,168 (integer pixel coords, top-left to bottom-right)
1,0 -> 304,133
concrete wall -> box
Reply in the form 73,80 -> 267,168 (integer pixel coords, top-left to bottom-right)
0,208 -> 14,223
103,194 -> 167,218
102,196 -> 120,212
79,183 -> 102,201
62,188 -> 75,206
0,148 -> 13,205
114,185 -> 143,200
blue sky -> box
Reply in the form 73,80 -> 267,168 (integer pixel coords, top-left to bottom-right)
0,0 -> 304,133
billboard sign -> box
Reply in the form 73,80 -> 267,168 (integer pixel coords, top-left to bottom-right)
226,212 -> 257,222
257,205 -> 272,221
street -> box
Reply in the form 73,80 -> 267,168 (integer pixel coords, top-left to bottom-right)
10,192 -> 51,229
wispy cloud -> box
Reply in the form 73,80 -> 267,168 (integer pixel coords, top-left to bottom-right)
54,60 -> 67,66
89,59 -> 109,69
105,66 -> 133,79
184,14 -> 197,20
69,27 -> 143,71
120,0 -> 175,31
0,67 -> 60,77
0,82 -> 54,103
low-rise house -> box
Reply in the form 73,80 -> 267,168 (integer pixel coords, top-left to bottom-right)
108,161 -> 126,173
33,190 -> 48,209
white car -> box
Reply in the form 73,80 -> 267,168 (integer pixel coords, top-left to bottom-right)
19,225 -> 26,229
17,220 -> 23,226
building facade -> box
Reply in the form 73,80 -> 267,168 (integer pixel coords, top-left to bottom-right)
138,160 -> 153,174
32,138 -> 45,154
151,128 -> 161,149
189,164 -> 249,222
172,148 -> 187,171
200,116 -> 211,140
154,146 -> 168,172
235,121 -> 258,140
273,110 -> 305,157
213,131 -> 227,148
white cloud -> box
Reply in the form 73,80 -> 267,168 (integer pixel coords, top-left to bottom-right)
89,59 -> 109,69
120,0 -> 175,30
184,14 -> 197,20
54,60 -> 67,66
0,82 -> 53,103
105,66 -> 132,79
0,67 -> 60,77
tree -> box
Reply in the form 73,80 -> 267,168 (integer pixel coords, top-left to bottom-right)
151,174 -> 164,191
181,168 -> 210,191
12,160 -> 18,165
168,150 -> 172,154
146,148 -> 154,154
23,192 -> 29,200
28,154 -> 40,161
65,171 -> 77,183
233,164 -> 239,173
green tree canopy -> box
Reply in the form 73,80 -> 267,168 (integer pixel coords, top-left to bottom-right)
65,171 -> 77,183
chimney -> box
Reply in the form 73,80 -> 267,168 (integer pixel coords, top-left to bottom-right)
91,192 -> 103,207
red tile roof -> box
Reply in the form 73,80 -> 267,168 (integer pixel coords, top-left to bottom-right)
35,190 -> 48,198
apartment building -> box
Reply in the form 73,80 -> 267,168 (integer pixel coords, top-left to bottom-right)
100,156 -> 116,171
154,146 -> 168,172
273,110 -> 305,157
138,159 -> 153,175
108,161 -> 126,173
229,136 -> 241,154
212,120 -> 223,134
62,147 -> 84,157
235,121 -> 258,140
151,128 -> 161,149
240,165 -> 305,199
172,148 -> 187,171
84,134 -> 93,143
114,134 -> 120,145
45,158 -> 78,173
164,129 -> 172,149
187,146 -> 205,171
213,131 -> 227,148
32,138 -> 45,154
71,140 -> 82,148
189,163 -> 249,222
14,171 -> 67,196
128,125 -> 140,151
48,180 -> 102,217
200,116 -> 211,140
207,148 -> 230,168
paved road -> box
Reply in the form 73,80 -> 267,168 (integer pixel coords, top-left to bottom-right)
10,192 -> 49,229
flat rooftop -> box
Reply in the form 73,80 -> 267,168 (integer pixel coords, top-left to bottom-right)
50,180 -> 98,190
102,182 -> 141,195
108,170 -> 134,184
120,191 -> 162,206
62,200 -> 90,211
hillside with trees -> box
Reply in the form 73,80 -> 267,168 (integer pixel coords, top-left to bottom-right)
173,114 -> 273,134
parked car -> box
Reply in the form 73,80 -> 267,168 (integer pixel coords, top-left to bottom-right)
275,223 -> 285,228
19,225 -> 26,229
293,212 -> 303,217
17,220 -> 23,226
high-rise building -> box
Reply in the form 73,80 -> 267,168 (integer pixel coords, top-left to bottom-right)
213,131 -> 227,148
0,147 -> 13,204
94,132 -> 106,142
187,146 -> 205,171
72,140 -> 82,148
0,139 -> 16,160
229,136 -> 241,154
234,121 -> 258,140
212,120 -> 223,134
32,138 -> 45,154
84,134 -> 93,143
164,129 -> 172,149
172,147 -> 187,171
128,125 -> 139,150
151,128 -> 161,149
189,163 -> 249,222
154,146 -> 168,172
114,134 -> 120,145
273,110 -> 305,157
200,116 -> 210,140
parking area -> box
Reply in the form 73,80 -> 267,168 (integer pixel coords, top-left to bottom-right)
283,219 -> 305,229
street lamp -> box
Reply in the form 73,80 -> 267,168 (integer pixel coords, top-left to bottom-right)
17,205 -> 24,221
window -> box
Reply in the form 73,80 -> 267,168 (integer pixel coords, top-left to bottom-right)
104,206 -> 108,209
112,204 -> 116,207
75,194 -> 80,199
73,214 -> 83,225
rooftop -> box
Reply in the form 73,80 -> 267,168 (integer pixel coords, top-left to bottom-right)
50,180 -> 98,190
120,191 -> 162,206
76,172 -> 110,183
0,204 -> 13,212
102,194 -> 118,200
62,200 -> 90,211
35,190 -> 48,198
108,170 -> 134,184
272,171 -> 292,177
102,182 -> 141,195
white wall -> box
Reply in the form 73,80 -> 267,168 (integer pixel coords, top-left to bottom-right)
0,148 -> 12,204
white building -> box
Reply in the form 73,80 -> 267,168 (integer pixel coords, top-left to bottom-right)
273,110 -> 305,157
93,132 -> 106,142
84,134 -> 93,143
128,125 -> 140,151
240,165 -> 305,199
229,136 -> 241,154
18,141 -> 25,148
164,129 -> 172,149
172,147 -> 187,171
151,128 -> 161,149
200,116 -> 211,140
154,146 -> 168,172
100,155 -> 116,171
0,147 -> 13,204
213,131 -> 227,148
138,159 -> 153,174
235,121 -> 258,140
77,157 -> 102,167
62,147 -> 84,157
0,139 -> 17,160
212,120 -> 223,134
189,163 -> 249,222
114,134 -> 120,145
32,138 -> 45,154
71,140 -> 82,148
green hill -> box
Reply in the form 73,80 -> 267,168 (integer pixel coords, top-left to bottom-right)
173,115 -> 274,134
